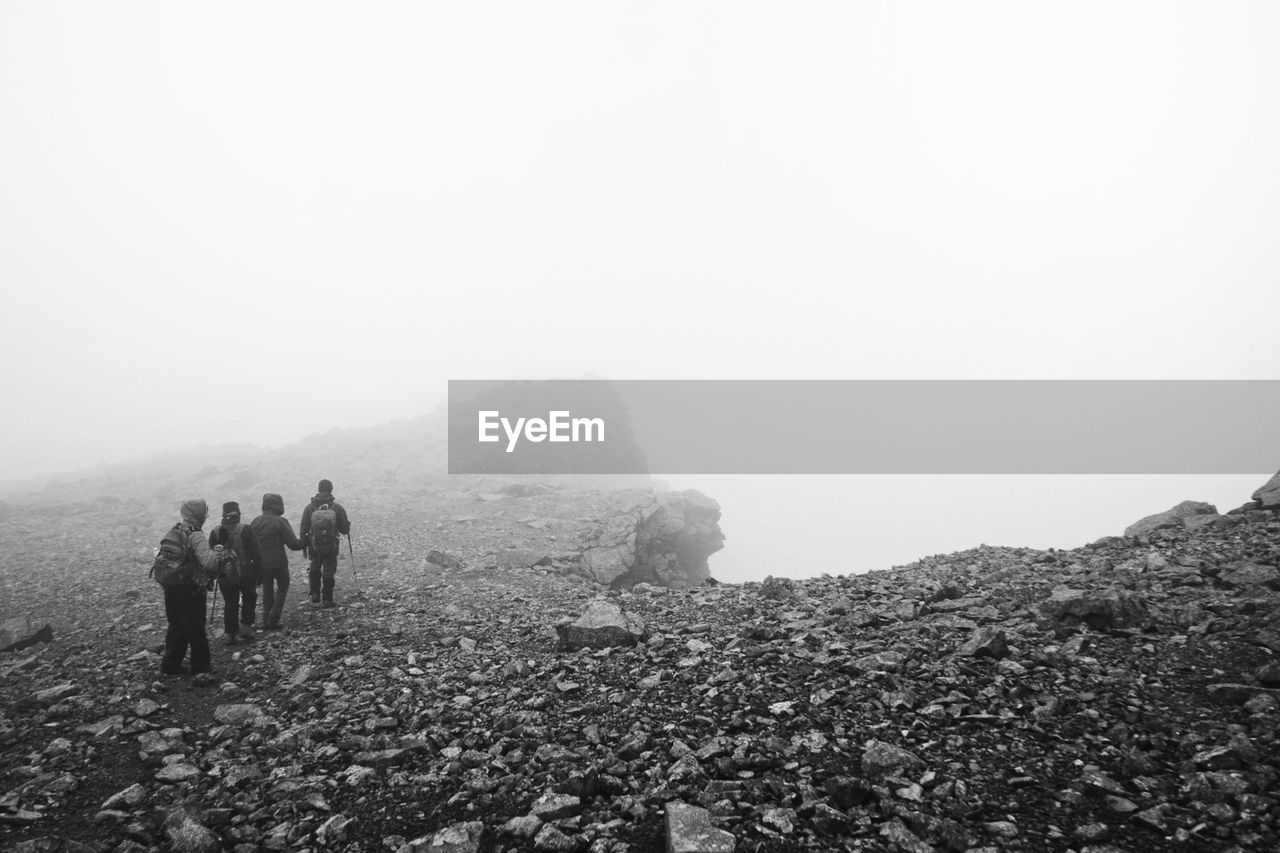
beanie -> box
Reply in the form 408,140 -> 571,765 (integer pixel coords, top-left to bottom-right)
318,479 -> 333,493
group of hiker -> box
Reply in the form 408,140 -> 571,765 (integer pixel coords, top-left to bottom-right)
150,479 -> 351,676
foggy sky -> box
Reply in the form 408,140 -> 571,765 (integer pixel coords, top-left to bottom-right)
3,0 -> 1278,564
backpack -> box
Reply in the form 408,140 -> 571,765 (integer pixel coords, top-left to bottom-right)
309,503 -> 339,556
215,523 -> 246,586
150,524 -> 193,588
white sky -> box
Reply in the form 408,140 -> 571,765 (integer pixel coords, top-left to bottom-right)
2,2 -> 1277,577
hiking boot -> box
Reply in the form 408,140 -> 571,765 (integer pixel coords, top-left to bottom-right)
322,600 -> 336,608
310,594 -> 321,604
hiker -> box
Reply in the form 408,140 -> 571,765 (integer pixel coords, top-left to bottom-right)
299,478 -> 351,607
250,492 -> 305,629
208,501 -> 263,645
159,499 -> 222,675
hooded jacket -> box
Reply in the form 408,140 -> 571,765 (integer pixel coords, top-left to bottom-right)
250,493 -> 305,573
178,499 -> 220,587
300,491 -> 351,546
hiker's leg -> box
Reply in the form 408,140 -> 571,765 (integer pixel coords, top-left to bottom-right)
161,588 -> 187,672
309,557 -> 322,601
260,576 -> 275,624
241,580 -> 258,628
321,554 -> 337,602
271,568 -> 290,624
190,587 -> 211,672
221,580 -> 239,637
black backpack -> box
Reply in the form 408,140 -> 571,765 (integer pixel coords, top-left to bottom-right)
310,503 -> 340,556
150,524 -> 193,588
214,523 -> 246,586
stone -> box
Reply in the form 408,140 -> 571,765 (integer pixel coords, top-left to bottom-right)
665,802 -> 735,853
956,626 -> 1009,658
1038,588 -> 1149,630
426,549 -> 466,570
213,704 -> 267,726
878,819 -> 932,853
8,840 -> 95,853
533,824 -> 576,852
400,821 -> 484,853
1124,500 -> 1217,538
530,792 -> 581,821
861,739 -> 925,778
0,621 -> 53,654
162,808 -> 221,853
34,682 -> 78,705
156,763 -> 200,784
102,783 -> 148,810
1255,662 -> 1280,687
501,815 -> 542,839
759,576 -> 799,600
315,814 -> 355,845
556,600 -> 646,650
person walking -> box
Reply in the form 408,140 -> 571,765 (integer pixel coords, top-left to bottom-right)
250,492 -> 305,629
208,501 -> 263,645
159,499 -> 221,675
299,479 -> 351,607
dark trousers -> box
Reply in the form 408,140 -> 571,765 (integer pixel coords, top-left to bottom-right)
162,585 -> 210,673
219,578 -> 258,635
261,566 -> 289,627
309,551 -> 338,601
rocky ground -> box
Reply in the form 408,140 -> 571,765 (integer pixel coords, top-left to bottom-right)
1,482 -> 1279,853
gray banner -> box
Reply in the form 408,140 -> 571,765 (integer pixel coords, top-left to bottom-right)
447,380 -> 1280,475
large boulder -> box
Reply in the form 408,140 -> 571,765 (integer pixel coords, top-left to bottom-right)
581,490 -> 725,588
556,600 -> 647,650
1123,500 -> 1217,538
1253,471 -> 1280,510
665,802 -> 736,853
1038,587 -> 1150,630
1218,562 -> 1280,591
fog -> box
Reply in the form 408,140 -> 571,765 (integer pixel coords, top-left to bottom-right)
3,3 -> 1277,580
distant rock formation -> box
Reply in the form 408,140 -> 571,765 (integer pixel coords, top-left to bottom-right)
1124,500 -> 1217,538
1253,470 -> 1280,510
581,489 -> 725,588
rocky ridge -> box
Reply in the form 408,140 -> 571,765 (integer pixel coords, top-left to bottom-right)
1,480 -> 1279,851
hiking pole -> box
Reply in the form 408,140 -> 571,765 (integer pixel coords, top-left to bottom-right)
346,534 -> 361,592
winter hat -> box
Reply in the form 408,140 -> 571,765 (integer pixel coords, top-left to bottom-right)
318,479 -> 333,493
222,501 -> 241,519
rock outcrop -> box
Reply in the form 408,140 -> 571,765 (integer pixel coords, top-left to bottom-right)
1254,470 -> 1280,510
1124,500 -> 1217,538
581,490 -> 725,587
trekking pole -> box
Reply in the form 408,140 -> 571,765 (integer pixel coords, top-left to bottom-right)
347,534 -> 361,591
210,577 -> 219,623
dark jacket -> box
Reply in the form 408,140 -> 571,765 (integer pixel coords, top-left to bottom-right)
250,493 -> 304,573
208,518 -> 264,585
300,491 -> 351,546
